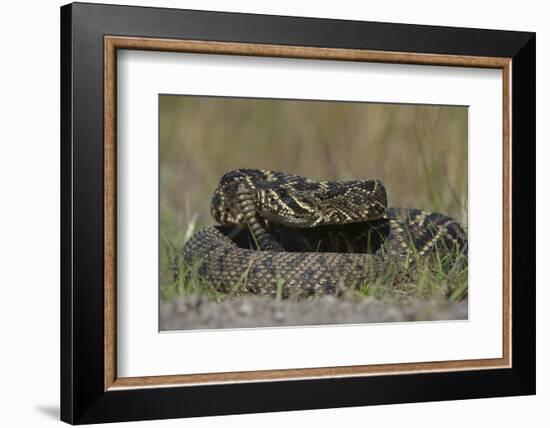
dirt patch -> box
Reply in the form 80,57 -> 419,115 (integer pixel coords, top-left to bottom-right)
160,295 -> 467,331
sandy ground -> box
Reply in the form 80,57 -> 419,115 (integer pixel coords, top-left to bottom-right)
160,295 -> 468,331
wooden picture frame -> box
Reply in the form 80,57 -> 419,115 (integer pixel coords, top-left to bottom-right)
61,2 -> 535,424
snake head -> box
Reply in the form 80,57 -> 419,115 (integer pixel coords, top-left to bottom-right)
256,179 -> 388,228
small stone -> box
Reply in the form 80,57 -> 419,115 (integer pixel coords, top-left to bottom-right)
237,301 -> 253,316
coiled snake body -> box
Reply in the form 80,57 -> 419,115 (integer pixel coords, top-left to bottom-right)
182,169 -> 467,297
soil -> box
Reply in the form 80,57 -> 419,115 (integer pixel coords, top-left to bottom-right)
160,295 -> 468,331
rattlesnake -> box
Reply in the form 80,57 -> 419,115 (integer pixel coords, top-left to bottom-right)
181,169 -> 467,297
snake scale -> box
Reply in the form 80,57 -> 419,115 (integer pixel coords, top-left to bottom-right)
182,169 -> 467,297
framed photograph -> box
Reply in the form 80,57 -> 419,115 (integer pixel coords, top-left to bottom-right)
60,2 -> 535,424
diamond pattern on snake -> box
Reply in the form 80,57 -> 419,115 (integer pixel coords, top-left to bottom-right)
182,169 -> 467,297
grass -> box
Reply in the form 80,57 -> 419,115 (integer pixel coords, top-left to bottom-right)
159,96 -> 468,305
160,227 -> 468,304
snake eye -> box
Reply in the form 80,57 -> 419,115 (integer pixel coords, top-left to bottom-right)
276,188 -> 288,199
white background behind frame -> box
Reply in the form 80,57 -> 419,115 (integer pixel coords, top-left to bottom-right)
117,49 -> 503,378
1,0 -> 546,427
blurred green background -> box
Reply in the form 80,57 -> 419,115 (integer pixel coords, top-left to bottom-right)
160,95 -> 468,288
